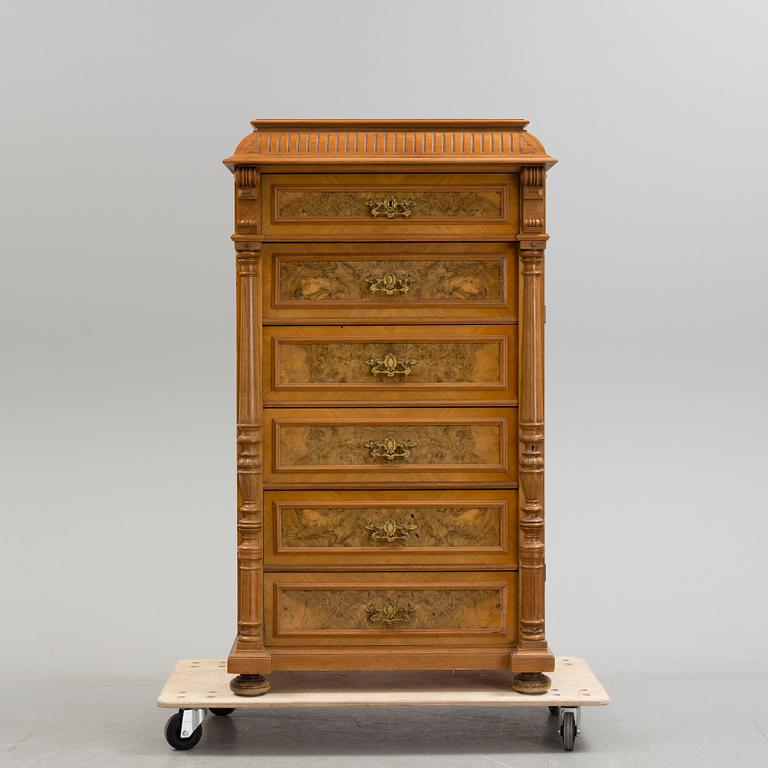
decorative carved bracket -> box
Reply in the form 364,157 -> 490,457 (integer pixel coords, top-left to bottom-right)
521,165 -> 545,234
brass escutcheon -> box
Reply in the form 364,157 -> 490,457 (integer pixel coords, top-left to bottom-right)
365,194 -> 416,219
364,272 -> 416,295
364,437 -> 417,461
365,518 -> 419,544
364,594 -> 415,626
365,353 -> 417,378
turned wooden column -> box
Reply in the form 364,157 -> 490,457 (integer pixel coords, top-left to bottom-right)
229,166 -> 271,696
518,243 -> 546,645
512,164 -> 551,695
512,242 -> 550,694
230,246 -> 270,695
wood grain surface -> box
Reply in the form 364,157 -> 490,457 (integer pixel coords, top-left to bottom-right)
264,324 -> 516,405
263,242 -> 517,324
160,657 -> 602,709
263,407 -> 517,488
264,489 -> 517,568
264,571 -> 517,646
261,173 -> 518,237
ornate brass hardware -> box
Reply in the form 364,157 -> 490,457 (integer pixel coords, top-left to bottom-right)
365,353 -> 417,378
365,518 -> 419,543
364,437 -> 417,461
365,594 -> 415,626
365,194 -> 416,219
364,272 -> 416,295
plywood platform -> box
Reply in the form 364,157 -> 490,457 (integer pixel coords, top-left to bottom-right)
158,657 -> 608,709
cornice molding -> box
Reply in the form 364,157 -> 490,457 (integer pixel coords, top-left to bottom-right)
224,120 -> 555,169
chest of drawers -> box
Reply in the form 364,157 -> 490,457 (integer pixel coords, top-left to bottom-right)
223,120 -> 556,696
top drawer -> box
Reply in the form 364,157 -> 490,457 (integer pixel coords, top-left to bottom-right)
261,173 -> 519,237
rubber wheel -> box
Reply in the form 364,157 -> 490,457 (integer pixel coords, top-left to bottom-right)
548,705 -> 560,716
560,710 -> 576,751
164,711 -> 203,750
210,707 -> 235,716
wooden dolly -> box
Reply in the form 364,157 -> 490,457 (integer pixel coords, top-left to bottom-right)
158,656 -> 608,752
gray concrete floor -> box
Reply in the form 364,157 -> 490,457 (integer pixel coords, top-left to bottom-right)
2,675 -> 768,767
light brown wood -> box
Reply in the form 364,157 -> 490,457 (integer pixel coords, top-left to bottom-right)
263,406 -> 517,488
262,242 -> 518,325
229,674 -> 271,696
235,244 -> 271,670
263,489 -> 517,569
258,173 -> 518,238
229,643 -> 554,673
159,657 -> 604,709
263,325 -> 517,406
225,118 -> 555,693
518,243 -> 546,651
224,120 -> 556,168
264,571 -> 517,646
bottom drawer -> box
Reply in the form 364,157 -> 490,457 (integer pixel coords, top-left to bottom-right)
264,571 -> 518,646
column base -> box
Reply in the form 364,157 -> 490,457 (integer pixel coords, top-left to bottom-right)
511,672 -> 552,695
229,674 -> 271,697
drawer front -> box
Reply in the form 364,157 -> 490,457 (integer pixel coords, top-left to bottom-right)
264,490 -> 518,567
263,243 -> 517,324
262,173 -> 518,237
265,571 -> 518,646
264,325 -> 517,406
263,407 -> 517,488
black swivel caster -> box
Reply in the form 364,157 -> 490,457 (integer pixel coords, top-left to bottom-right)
559,709 -> 577,751
164,710 -> 203,750
210,707 -> 235,716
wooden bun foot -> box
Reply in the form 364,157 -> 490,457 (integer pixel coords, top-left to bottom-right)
511,672 -> 552,695
229,674 -> 271,697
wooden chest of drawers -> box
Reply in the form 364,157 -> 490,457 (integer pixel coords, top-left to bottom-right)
224,120 -> 556,696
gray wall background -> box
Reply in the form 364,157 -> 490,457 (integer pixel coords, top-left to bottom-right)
1,0 -> 766,681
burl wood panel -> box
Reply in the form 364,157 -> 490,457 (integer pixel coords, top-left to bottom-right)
263,489 -> 518,568
261,174 -> 518,237
263,243 -> 517,325
263,325 -> 516,405
263,407 -> 517,488
265,571 -> 518,646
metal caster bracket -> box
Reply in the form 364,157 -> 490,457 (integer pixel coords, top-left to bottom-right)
557,705 -> 581,735
180,708 -> 207,738
557,706 -> 581,751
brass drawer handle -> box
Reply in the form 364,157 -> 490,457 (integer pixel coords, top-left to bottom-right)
365,594 -> 415,626
365,194 -> 416,219
364,272 -> 416,295
365,353 -> 417,378
364,437 -> 417,461
365,519 -> 418,543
